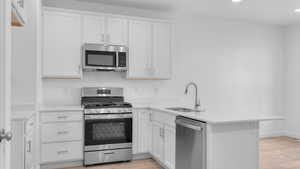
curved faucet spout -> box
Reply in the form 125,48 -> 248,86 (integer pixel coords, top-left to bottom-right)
184,82 -> 201,110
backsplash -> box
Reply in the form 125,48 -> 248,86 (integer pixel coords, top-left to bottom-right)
42,71 -> 184,106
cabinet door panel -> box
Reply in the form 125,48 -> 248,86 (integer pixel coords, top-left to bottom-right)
107,17 -> 128,45
132,110 -> 139,154
164,125 -> 176,169
138,111 -> 152,153
152,122 -> 164,162
82,15 -> 105,44
43,11 -> 82,78
128,20 -> 152,79
152,22 -> 172,79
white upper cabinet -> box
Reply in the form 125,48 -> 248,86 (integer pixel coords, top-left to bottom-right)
152,22 -> 172,79
82,15 -> 128,45
106,17 -> 128,45
128,20 -> 152,79
42,10 -> 82,78
82,15 -> 106,44
127,20 -> 172,80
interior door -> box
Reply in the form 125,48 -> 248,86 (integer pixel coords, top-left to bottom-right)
0,0 -> 12,169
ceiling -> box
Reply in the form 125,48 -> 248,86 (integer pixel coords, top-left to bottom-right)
75,0 -> 300,25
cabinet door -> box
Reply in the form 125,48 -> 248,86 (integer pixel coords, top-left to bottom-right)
106,17 -> 128,45
43,10 -> 82,78
25,130 -> 35,169
127,20 -> 152,79
164,125 -> 176,169
11,121 -> 25,169
152,22 -> 172,79
137,111 -> 152,153
132,110 -> 139,154
82,15 -> 106,44
152,122 -> 164,162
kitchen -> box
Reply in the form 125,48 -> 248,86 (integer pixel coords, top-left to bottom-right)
1,0 -> 300,169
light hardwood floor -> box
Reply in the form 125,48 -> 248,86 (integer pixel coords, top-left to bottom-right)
62,137 -> 300,169
260,136 -> 300,169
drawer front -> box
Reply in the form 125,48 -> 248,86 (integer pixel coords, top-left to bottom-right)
152,110 -> 176,127
41,141 -> 83,163
41,111 -> 82,123
41,122 -> 83,143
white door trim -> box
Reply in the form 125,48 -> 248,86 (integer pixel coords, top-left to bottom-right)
0,0 -> 12,169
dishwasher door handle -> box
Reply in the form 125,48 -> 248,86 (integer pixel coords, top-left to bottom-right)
175,119 -> 203,131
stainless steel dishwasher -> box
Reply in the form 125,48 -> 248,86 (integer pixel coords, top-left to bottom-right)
175,116 -> 206,169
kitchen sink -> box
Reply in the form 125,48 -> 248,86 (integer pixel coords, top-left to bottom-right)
166,107 -> 200,112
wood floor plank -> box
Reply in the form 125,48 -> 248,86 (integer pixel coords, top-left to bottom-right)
61,137 -> 300,169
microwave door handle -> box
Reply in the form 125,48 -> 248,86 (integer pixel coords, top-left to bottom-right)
116,52 -> 119,68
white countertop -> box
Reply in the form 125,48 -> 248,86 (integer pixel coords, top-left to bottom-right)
133,103 -> 284,124
38,104 -> 284,124
152,106 -> 283,124
39,105 -> 83,112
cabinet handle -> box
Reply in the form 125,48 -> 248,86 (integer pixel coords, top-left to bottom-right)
57,116 -> 68,119
78,65 -> 81,73
101,34 -> 105,42
149,113 -> 152,122
27,141 -> 31,153
57,150 -> 68,154
57,131 -> 69,135
159,128 -> 162,137
106,34 -> 110,43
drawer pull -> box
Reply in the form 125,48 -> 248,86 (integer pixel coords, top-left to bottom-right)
57,131 -> 69,135
104,152 -> 115,155
57,116 -> 68,119
57,150 -> 69,154
27,141 -> 31,153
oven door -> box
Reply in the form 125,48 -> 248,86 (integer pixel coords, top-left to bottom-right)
84,50 -> 117,70
84,114 -> 132,151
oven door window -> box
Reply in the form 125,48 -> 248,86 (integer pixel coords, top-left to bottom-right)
85,118 -> 132,146
85,50 -> 116,67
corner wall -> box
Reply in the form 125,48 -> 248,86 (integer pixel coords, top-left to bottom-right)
283,24 -> 300,139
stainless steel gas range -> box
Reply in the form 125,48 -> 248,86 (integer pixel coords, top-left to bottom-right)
82,87 -> 133,166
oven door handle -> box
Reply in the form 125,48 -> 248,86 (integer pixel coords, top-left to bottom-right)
85,114 -> 132,120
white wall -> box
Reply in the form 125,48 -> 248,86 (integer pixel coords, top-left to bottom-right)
42,1 -> 285,137
283,24 -> 300,139
11,0 -> 38,107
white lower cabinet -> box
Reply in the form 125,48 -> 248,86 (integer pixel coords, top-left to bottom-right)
163,125 -> 176,169
11,114 -> 36,169
151,121 -> 164,161
40,110 -> 83,164
133,109 -> 176,169
133,109 -> 152,154
41,141 -> 83,163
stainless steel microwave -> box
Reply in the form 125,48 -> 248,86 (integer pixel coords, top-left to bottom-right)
82,43 -> 128,71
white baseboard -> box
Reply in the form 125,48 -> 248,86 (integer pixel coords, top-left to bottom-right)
285,131 -> 300,139
133,153 -> 152,160
259,131 -> 285,138
40,160 -> 83,169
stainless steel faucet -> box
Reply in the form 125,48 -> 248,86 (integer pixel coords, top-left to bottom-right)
184,82 -> 201,110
